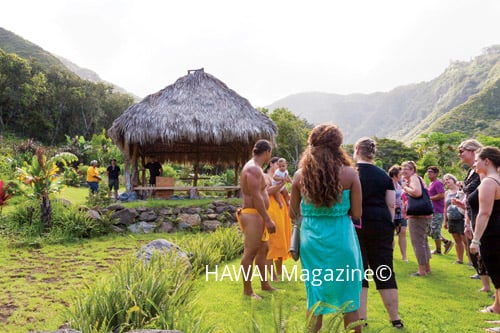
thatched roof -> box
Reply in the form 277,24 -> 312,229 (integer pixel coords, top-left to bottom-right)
108,68 -> 277,166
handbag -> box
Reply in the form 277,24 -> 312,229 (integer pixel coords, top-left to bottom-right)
406,178 -> 434,216
289,216 -> 302,261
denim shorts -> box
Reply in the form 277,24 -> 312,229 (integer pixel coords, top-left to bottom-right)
87,181 -> 99,193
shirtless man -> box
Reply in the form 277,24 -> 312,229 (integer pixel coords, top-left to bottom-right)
238,139 -> 277,299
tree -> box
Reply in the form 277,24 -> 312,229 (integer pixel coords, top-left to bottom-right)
15,147 -> 77,229
261,107 -> 313,172
411,132 -> 467,177
374,137 -> 419,171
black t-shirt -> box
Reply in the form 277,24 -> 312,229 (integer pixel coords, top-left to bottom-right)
145,162 -> 162,177
357,163 -> 395,226
106,165 -> 120,180
463,168 -> 481,222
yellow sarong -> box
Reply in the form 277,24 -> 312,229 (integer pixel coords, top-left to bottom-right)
266,193 -> 292,260
236,208 -> 269,242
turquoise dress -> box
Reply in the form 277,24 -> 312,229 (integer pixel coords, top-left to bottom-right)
300,189 -> 362,314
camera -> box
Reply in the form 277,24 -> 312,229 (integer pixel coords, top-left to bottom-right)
395,207 -> 401,214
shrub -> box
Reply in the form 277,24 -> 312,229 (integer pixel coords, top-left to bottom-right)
65,252 -> 212,333
48,204 -> 114,242
209,226 -> 244,262
182,235 -> 223,274
1,200 -> 43,238
1,201 -> 114,244
62,166 -> 80,187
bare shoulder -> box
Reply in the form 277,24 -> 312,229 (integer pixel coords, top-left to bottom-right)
291,169 -> 302,182
340,165 -> 359,189
340,165 -> 358,180
480,177 -> 500,194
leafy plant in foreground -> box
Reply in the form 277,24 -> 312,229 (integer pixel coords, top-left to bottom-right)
66,252 -> 210,333
15,147 -> 78,229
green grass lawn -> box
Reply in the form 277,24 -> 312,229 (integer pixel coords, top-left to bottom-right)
0,229 -> 498,332
0,188 -> 498,332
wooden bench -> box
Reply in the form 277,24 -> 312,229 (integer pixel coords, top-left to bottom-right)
133,185 -> 240,199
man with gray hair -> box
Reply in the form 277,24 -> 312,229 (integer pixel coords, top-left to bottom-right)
86,160 -> 102,201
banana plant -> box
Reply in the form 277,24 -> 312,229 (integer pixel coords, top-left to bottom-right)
15,147 -> 78,229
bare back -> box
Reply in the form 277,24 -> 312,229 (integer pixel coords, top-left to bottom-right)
290,165 -> 362,219
241,159 -> 270,210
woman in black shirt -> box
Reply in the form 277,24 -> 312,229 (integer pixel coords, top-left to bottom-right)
354,137 -> 403,329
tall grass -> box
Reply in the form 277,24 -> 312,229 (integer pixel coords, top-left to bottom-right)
66,252 -> 212,333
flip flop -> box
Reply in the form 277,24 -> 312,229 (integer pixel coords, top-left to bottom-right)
484,327 -> 500,332
486,321 -> 500,324
481,306 -> 500,314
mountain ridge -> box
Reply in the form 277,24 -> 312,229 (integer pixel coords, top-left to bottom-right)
1,26 -> 498,144
0,27 -> 137,99
267,46 -> 500,143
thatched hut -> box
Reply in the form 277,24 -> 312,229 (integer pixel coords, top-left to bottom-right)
108,68 -> 277,192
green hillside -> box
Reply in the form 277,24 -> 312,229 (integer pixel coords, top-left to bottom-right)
0,27 -> 134,144
1,25 -> 499,144
0,27 -> 65,69
427,73 -> 500,136
267,45 -> 500,143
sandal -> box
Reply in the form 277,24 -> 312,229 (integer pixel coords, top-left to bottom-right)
391,319 -> 404,329
481,306 -> 500,314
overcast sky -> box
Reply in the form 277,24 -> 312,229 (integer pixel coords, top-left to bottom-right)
1,0 -> 500,107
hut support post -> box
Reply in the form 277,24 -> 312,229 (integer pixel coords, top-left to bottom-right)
124,145 -> 132,192
193,163 -> 199,187
131,144 -> 138,187
140,155 -> 146,185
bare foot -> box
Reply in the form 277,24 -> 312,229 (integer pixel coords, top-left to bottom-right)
262,285 -> 278,292
244,293 -> 263,300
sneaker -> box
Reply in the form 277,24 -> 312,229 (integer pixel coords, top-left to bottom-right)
443,240 -> 454,254
470,273 -> 480,279
431,249 -> 442,255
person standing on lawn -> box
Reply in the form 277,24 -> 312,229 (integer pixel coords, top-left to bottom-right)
86,160 -> 101,202
468,147 -> 500,314
106,159 -> 120,200
264,156 -> 291,280
389,165 -> 408,262
443,173 -> 468,264
238,139 -> 276,299
453,139 -> 491,291
290,123 -> 363,332
402,161 -> 432,276
354,137 -> 403,329
427,166 -> 454,255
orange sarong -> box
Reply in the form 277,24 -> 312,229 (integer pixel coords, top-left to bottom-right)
236,208 -> 269,242
266,193 -> 292,260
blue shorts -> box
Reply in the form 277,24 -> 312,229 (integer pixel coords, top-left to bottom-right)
394,218 -> 407,228
87,181 -> 99,193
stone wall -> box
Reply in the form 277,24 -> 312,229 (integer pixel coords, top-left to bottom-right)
92,200 -> 239,234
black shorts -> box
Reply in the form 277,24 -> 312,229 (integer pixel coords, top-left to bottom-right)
108,178 -> 119,191
356,221 -> 398,290
448,218 -> 464,235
